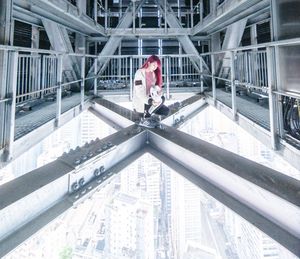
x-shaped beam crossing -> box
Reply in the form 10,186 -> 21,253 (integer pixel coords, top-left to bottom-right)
0,95 -> 300,257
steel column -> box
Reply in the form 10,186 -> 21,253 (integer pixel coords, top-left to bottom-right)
211,54 -> 216,102
94,0 -> 97,23
130,57 -> 133,101
200,56 -> 204,93
133,1 -> 136,34
166,56 -> 170,99
0,0 -> 13,159
266,46 -> 278,150
230,51 -> 237,120
105,0 -> 108,30
3,51 -> 18,161
94,57 -> 98,95
55,55 -> 63,126
80,56 -> 85,109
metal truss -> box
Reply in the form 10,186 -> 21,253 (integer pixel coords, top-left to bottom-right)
192,0 -> 270,35
13,0 -> 105,36
157,0 -> 209,73
0,95 -> 299,258
86,0 -> 146,83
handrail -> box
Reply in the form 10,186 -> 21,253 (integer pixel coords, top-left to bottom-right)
200,36 -> 300,56
0,44 -> 203,59
2,36 -> 300,59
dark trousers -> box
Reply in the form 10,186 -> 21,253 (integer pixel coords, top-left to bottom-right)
144,96 -> 169,118
134,96 -> 169,119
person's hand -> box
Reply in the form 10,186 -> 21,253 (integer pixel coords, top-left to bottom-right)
150,85 -> 162,103
152,99 -> 161,107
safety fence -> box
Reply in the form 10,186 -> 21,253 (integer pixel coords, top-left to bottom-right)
199,37 -> 300,146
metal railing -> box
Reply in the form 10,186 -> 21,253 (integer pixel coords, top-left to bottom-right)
199,37 -> 300,149
42,55 -> 58,97
235,50 -> 268,91
17,54 -> 41,103
0,45 -> 204,153
97,54 -> 201,100
0,45 -> 100,152
1,36 -> 300,151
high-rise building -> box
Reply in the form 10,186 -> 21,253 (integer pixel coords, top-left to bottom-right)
104,192 -> 154,259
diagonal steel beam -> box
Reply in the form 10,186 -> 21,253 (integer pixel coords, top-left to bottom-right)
192,0 -> 269,35
13,0 -> 105,36
90,98 -> 137,129
42,20 -> 80,82
1,97 -> 300,258
86,0 -> 146,84
90,95 -> 207,129
0,125 -> 147,257
157,0 -> 209,73
162,94 -> 207,128
147,126 -> 300,257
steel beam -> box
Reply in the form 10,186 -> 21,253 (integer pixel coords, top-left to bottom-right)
90,98 -> 136,129
86,0 -> 146,83
218,19 -> 247,77
162,94 -> 207,128
192,0 -> 269,35
13,0 -> 105,36
10,101 -> 91,165
147,126 -> 300,257
91,95 -> 207,130
42,20 -> 80,83
0,125 -> 147,257
205,95 -> 300,171
157,0 -> 209,73
1,95 -> 300,258
0,0 -> 16,161
106,28 -> 192,37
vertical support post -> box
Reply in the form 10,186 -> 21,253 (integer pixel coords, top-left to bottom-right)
166,56 -> 170,99
105,0 -> 108,31
200,56 -> 204,93
177,0 -> 181,22
2,51 -> 18,161
179,43 -> 183,80
133,1 -> 136,34
118,43 -> 122,80
94,57 -> 97,96
190,0 -> 193,28
211,54 -> 216,102
119,0 -> 122,23
56,54 -> 63,127
41,55 -> 45,99
9,19 -> 14,46
139,8 -> 142,28
164,0 -> 167,33
130,57 -> 133,101
230,51 -> 237,120
37,56 -> 41,99
31,26 -> 39,49
266,46 -> 278,150
200,0 -> 203,24
81,56 -> 85,110
94,0 -> 97,23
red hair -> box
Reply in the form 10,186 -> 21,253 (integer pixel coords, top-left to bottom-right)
141,55 -> 163,87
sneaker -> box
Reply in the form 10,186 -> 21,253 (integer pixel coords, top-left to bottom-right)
138,118 -> 157,128
150,114 -> 161,123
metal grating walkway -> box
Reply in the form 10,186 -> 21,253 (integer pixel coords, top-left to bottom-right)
15,94 -> 89,140
207,89 -> 270,130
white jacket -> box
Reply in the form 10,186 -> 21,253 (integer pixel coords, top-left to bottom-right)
133,68 -> 149,113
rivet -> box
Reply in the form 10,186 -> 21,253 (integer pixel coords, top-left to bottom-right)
74,159 -> 81,165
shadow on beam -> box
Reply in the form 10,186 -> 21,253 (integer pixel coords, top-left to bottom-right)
147,126 -> 300,257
